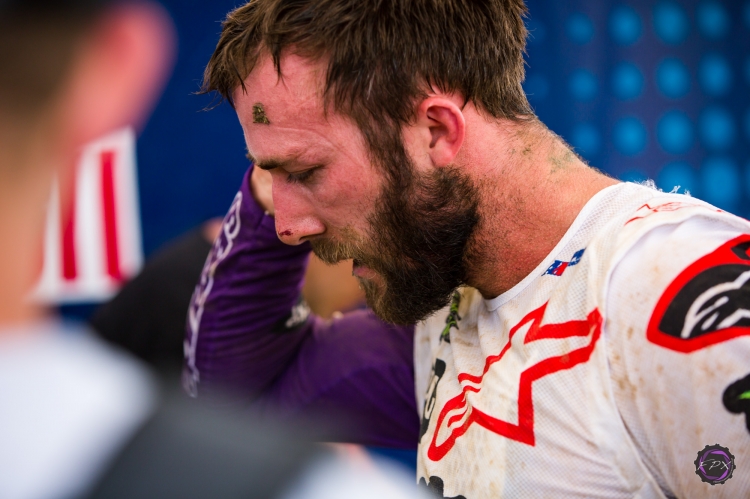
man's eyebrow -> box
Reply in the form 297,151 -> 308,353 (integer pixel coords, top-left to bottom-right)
245,152 -> 298,171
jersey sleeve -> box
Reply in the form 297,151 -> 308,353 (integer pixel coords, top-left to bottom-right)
606,212 -> 750,498
182,167 -> 418,449
183,167 -> 313,399
258,310 -> 419,449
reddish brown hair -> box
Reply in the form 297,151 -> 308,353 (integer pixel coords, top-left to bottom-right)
204,0 -> 532,125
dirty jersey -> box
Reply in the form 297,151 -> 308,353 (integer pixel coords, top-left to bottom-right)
186,168 -> 750,499
415,182 -> 750,498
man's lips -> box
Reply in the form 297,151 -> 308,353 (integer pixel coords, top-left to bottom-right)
352,260 -> 378,279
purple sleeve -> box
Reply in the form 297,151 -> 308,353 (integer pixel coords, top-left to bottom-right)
259,311 -> 419,448
183,167 -> 419,449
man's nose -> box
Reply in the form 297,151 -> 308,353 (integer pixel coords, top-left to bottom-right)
272,183 -> 325,245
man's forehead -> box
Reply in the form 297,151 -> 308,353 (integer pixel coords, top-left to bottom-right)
235,53 -> 327,128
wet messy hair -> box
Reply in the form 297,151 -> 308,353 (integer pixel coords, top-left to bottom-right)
203,0 -> 532,141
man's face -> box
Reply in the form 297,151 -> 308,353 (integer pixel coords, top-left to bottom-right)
236,54 -> 478,324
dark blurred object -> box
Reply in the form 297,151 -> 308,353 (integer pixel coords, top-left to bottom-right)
0,0 -> 108,19
87,388 -> 318,499
90,221 -> 218,374
0,2 -> 106,119
0,0 -> 107,9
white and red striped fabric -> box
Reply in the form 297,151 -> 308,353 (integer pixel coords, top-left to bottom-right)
33,127 -> 143,304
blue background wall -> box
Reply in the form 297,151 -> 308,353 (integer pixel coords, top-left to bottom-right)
136,0 -> 250,257
139,0 -> 750,257
524,0 -> 750,212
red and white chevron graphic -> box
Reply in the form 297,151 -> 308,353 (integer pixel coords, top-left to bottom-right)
427,302 -> 603,461
33,128 -> 143,304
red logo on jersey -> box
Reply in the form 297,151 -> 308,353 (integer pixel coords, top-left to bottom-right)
647,234 -> 750,353
426,303 -> 602,461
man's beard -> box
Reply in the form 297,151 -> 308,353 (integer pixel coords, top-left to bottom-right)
311,147 -> 479,325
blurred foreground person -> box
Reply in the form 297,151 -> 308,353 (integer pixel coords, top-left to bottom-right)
0,1 -> 420,498
187,0 -> 750,497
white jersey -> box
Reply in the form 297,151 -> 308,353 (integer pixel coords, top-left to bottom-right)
415,182 -> 750,498
0,325 -> 155,499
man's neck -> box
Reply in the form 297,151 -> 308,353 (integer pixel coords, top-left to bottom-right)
0,205 -> 48,328
462,121 -> 618,299
0,162 -> 55,330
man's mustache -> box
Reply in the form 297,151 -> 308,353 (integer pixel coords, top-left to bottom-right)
310,238 -> 367,266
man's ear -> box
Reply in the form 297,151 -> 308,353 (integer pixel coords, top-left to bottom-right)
60,1 -> 176,148
410,95 -> 466,168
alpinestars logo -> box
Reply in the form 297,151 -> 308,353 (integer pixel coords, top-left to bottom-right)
647,235 -> 750,352
426,302 -> 602,461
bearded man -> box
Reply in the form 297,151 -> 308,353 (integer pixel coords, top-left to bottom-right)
185,0 -> 750,497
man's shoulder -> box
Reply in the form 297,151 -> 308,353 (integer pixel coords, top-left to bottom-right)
588,183 -> 750,274
0,326 -> 156,499
601,193 -> 750,498
600,188 -> 750,361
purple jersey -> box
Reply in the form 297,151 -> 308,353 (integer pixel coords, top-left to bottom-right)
183,167 -> 418,449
